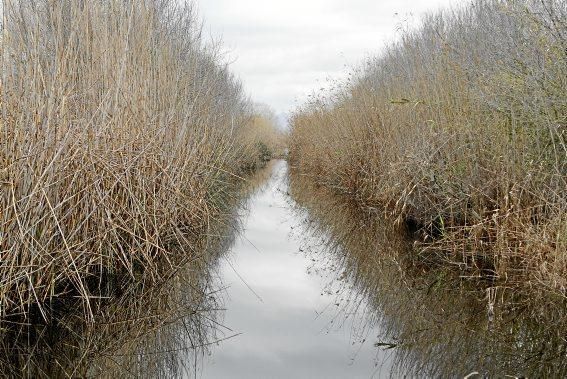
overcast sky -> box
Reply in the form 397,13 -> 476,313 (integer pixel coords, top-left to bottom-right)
198,0 -> 466,124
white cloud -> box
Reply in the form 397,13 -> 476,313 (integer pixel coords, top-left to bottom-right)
198,0 -> 468,123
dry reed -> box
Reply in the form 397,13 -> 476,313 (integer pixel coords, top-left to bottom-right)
239,104 -> 287,170
0,0 -> 275,321
290,0 -> 567,298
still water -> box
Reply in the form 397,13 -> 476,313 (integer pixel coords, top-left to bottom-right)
202,160 -> 391,378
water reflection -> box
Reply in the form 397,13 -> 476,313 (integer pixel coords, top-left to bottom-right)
203,160 -> 389,378
0,243 -> 221,378
288,165 -> 567,378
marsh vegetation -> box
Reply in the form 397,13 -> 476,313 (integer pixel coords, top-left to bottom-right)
1,0 -> 566,377
1,0 -> 283,320
290,0 -> 567,303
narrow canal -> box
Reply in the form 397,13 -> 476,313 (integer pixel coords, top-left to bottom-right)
202,160 -> 391,378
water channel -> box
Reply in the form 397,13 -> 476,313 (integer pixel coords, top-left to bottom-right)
202,160 -> 390,378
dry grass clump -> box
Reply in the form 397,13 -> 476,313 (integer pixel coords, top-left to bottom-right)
0,0 -> 265,320
290,0 -> 566,297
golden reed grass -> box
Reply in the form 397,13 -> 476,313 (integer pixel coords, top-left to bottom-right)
0,0 -> 278,321
290,0 -> 566,299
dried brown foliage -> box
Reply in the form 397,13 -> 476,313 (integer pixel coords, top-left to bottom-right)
290,0 -> 567,298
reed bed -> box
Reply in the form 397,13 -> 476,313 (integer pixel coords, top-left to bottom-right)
0,0 -> 275,321
290,0 -> 567,298
0,157 -> 280,378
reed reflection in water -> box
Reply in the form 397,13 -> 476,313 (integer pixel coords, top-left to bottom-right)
288,165 -> 567,378
0,235 -> 225,378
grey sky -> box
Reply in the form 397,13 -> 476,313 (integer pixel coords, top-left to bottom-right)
199,0 -> 465,122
